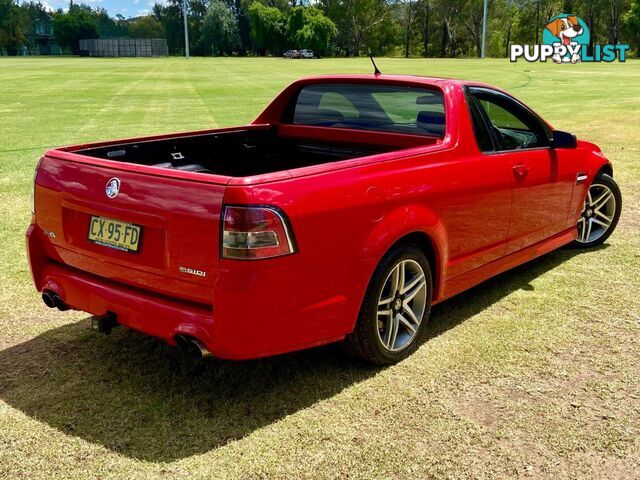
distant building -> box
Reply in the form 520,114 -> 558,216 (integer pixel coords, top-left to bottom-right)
26,13 -> 61,55
79,38 -> 169,57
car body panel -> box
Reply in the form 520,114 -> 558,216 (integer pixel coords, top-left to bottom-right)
27,74 -> 612,359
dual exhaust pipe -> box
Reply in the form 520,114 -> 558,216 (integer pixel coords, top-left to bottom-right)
43,291 -> 119,334
42,290 -> 210,359
42,290 -> 69,311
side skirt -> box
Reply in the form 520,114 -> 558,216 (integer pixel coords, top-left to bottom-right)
434,227 -> 577,304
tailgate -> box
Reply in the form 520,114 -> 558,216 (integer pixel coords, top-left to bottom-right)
35,154 -> 226,305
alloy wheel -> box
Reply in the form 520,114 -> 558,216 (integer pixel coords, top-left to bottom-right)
577,183 -> 617,244
376,259 -> 427,352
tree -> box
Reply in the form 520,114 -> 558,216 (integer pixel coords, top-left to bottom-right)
320,0 -> 399,56
0,0 -> 26,55
624,0 -> 640,50
18,0 -> 631,59
433,0 -> 463,57
366,5 -> 402,55
52,4 -> 99,51
461,0 -> 491,57
201,0 -> 241,55
410,0 -> 433,56
129,15 -> 165,38
286,6 -> 336,55
286,5 -> 306,42
236,2 -> 252,53
153,0 -> 206,55
582,0 -> 604,55
153,1 -> 183,54
488,0 -> 517,57
187,0 -> 208,55
94,7 -> 129,37
608,0 -> 625,43
405,0 -> 413,58
248,1 -> 285,55
252,0 -> 289,10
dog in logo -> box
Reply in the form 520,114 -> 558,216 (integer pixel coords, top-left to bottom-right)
545,15 -> 583,63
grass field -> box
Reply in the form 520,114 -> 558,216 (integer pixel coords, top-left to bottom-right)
0,57 -> 639,479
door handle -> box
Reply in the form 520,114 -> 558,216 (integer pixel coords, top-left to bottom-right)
513,164 -> 530,178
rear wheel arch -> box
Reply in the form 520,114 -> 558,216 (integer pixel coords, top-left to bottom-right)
386,232 -> 440,300
359,205 -> 447,307
346,243 -> 433,364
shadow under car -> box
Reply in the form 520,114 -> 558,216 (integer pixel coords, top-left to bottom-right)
0,246 -> 597,462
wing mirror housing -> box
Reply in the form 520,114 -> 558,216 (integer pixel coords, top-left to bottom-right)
551,130 -> 577,149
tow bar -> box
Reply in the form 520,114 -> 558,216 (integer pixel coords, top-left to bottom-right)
91,312 -> 119,334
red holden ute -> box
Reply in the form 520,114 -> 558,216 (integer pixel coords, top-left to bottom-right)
26,75 -> 622,364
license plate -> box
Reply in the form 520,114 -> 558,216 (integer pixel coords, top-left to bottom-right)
88,216 -> 141,253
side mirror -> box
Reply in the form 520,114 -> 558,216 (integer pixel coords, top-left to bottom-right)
551,130 -> 577,149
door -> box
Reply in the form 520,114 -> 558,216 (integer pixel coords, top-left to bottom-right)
467,87 -> 576,254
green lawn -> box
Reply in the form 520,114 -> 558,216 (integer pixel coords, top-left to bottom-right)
0,57 -> 639,479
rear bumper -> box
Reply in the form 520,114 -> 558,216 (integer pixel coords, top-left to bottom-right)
27,222 -> 214,349
27,223 -> 362,360
39,261 -> 215,350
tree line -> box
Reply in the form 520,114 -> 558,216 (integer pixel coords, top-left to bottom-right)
2,0 -> 640,57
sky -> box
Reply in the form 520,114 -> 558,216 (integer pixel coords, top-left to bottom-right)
43,0 -> 165,19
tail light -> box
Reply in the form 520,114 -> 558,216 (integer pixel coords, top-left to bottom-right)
222,206 -> 296,260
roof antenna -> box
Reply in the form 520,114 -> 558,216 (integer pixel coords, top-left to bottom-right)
370,55 -> 382,76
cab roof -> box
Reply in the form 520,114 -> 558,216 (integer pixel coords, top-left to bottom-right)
292,73 -> 489,88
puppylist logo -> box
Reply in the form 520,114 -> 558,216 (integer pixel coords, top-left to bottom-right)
511,14 -> 629,63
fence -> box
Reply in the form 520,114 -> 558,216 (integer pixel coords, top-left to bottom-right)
79,38 -> 168,57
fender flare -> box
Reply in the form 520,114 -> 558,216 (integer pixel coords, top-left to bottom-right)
361,204 -> 448,299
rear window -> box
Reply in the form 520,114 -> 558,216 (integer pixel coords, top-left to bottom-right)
292,84 -> 446,137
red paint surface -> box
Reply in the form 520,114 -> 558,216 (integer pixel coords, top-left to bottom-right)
27,75 -> 611,359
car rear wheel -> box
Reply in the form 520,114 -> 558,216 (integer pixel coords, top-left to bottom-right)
572,173 -> 621,248
345,245 -> 432,364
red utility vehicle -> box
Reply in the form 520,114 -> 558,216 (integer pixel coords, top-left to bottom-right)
27,74 -> 622,364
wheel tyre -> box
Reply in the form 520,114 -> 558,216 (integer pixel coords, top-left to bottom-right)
571,173 -> 622,249
345,245 -> 432,365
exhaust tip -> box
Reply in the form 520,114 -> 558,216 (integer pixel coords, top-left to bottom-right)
53,295 -> 69,311
42,291 -> 55,308
43,290 -> 69,311
175,334 -> 211,359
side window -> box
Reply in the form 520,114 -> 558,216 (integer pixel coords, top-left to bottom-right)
466,92 -> 494,152
479,100 -> 528,130
468,87 -> 550,151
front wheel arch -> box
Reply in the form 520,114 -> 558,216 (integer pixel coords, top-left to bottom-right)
596,163 -> 613,178
572,172 -> 621,248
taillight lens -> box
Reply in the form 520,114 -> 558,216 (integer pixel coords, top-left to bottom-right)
222,206 -> 296,260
